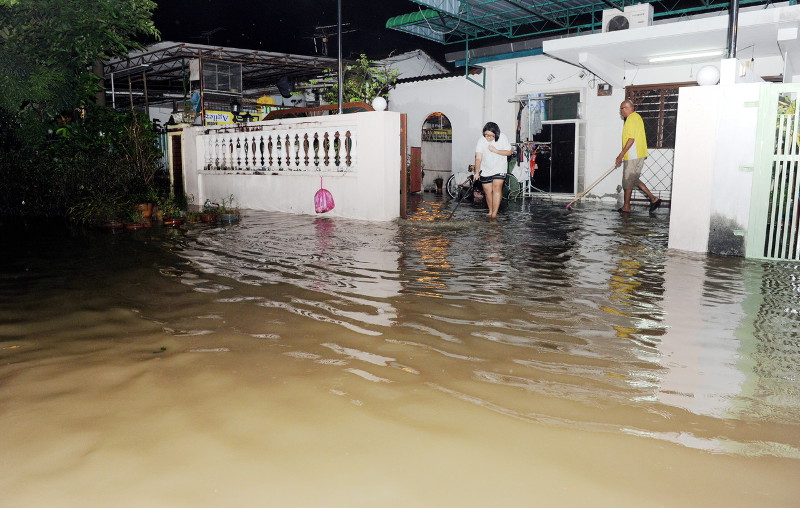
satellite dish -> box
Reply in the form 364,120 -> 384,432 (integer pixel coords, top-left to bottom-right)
606,15 -> 630,32
276,76 -> 294,98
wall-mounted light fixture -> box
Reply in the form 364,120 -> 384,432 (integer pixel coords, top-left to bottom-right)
649,50 -> 723,63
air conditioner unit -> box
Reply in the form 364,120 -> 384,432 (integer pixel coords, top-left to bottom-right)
602,4 -> 654,33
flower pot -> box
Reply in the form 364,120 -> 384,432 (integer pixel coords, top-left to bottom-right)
162,218 -> 183,227
219,213 -> 240,224
136,203 -> 154,218
200,213 -> 218,223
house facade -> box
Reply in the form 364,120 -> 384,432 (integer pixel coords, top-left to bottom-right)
389,4 -> 800,259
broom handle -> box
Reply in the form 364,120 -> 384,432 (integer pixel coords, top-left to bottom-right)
566,164 -> 618,208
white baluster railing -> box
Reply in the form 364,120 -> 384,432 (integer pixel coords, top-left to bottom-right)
199,118 -> 357,173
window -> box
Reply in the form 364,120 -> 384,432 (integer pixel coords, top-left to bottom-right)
626,84 -> 693,149
203,60 -> 243,94
547,93 -> 580,120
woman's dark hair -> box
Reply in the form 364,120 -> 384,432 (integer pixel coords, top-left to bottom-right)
482,122 -> 501,139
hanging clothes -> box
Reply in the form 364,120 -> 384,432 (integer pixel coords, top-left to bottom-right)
528,94 -> 544,137
518,95 -> 544,141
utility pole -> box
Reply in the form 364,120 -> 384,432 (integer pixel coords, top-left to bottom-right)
337,0 -> 343,114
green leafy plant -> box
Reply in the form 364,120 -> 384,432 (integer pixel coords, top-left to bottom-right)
321,54 -> 399,104
0,0 -> 159,135
185,210 -> 201,222
218,194 -> 239,215
157,194 -> 184,219
67,195 -> 128,225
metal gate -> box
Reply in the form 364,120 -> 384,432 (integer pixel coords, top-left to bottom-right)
156,131 -> 169,173
747,84 -> 800,260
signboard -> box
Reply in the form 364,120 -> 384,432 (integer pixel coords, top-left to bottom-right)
205,110 -> 263,125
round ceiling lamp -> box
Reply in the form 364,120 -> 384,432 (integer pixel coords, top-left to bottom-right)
696,65 -> 720,86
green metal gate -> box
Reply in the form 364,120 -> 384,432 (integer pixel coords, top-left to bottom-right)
747,84 -> 800,260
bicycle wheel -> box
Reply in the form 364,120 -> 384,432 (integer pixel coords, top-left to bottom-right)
446,174 -> 459,199
502,173 -> 522,200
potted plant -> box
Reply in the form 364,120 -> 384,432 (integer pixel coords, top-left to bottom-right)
434,176 -> 444,195
157,195 -> 184,226
135,188 -> 159,220
185,210 -> 202,223
218,194 -> 240,224
201,199 -> 219,223
125,206 -> 147,230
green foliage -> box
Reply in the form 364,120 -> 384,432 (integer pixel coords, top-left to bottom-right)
322,54 -> 399,104
156,193 -> 189,219
218,194 -> 239,215
0,0 -> 162,221
0,0 -> 159,131
68,195 -> 128,225
0,105 -> 166,220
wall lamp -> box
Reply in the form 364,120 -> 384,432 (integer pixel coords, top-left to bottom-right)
649,50 -> 723,63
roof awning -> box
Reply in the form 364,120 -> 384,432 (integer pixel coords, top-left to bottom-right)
385,0 -> 771,48
385,9 -> 445,43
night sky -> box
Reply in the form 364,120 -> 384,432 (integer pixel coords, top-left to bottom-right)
152,0 -> 452,65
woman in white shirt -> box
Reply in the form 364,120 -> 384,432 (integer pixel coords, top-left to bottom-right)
474,122 -> 513,218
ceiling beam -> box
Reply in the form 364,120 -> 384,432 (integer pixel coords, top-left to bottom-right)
578,51 -> 624,88
504,0 -> 565,27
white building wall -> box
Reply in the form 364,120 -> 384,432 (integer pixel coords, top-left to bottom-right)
420,142 -> 450,171
669,83 -> 759,255
390,75 -> 484,176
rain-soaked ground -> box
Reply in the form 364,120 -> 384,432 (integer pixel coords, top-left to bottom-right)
1,192 -> 799,507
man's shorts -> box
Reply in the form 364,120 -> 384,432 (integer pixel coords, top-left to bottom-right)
622,158 -> 645,190
478,173 -> 506,184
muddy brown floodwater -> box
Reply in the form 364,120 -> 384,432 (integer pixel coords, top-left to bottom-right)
1,194 -> 798,507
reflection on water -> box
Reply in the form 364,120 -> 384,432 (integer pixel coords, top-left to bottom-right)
1,196 -> 799,506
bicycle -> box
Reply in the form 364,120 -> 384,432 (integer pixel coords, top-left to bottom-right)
447,172 -> 523,201
445,173 -> 468,199
502,172 -> 523,200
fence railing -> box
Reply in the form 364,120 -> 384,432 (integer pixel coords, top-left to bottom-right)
200,120 -> 357,173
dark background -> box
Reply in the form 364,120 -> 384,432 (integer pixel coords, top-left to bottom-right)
152,0 -> 452,65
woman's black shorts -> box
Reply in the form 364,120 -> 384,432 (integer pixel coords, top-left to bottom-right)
478,173 -> 506,184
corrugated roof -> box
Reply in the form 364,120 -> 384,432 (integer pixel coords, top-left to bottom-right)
386,0 -> 771,46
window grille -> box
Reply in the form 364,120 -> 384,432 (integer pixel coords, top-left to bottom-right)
624,83 -> 695,202
626,84 -> 691,149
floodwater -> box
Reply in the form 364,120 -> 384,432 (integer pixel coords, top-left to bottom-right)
1,194 -> 799,507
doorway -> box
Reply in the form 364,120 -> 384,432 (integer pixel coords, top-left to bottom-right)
531,123 -> 576,193
516,92 -> 580,194
421,112 -> 453,191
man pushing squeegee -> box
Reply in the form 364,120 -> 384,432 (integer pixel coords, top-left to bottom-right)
567,100 -> 662,212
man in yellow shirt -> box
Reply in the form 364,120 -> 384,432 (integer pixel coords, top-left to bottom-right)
615,100 -> 661,213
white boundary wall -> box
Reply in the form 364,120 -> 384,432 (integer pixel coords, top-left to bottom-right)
669,84 -> 759,254
180,111 -> 401,221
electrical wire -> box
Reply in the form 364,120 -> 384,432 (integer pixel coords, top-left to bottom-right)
419,5 -> 464,36
516,70 -> 586,86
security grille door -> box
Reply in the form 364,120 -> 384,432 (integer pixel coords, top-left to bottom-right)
747,85 -> 800,260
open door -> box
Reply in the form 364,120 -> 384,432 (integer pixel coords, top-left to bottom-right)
409,146 -> 423,193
